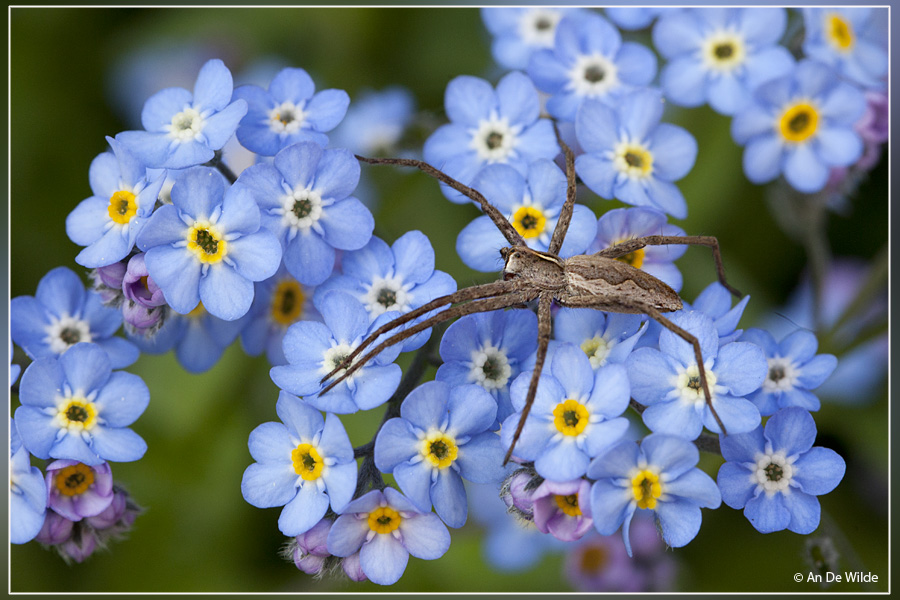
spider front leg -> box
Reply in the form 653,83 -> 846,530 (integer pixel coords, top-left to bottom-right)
597,235 -> 742,298
503,292 -> 553,464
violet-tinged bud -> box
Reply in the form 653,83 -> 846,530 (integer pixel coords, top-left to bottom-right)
122,301 -> 167,333
35,510 -> 74,545
58,526 -> 98,564
341,552 -> 367,582
90,261 -> 127,306
123,253 -> 166,308
857,90 -> 888,145
292,518 -> 333,575
531,478 -> 593,542
500,467 -> 539,519
85,486 -> 128,530
45,460 -> 114,522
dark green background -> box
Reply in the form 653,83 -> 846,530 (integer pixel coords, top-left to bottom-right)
9,7 -> 888,593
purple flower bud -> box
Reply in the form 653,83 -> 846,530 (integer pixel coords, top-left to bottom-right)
857,90 -> 889,145
123,253 -> 166,308
90,261 -> 128,305
58,527 -> 98,563
500,468 -> 538,518
531,478 -> 593,542
85,487 -> 128,530
292,518 -> 333,575
45,460 -> 114,521
341,552 -> 367,582
35,510 -> 74,545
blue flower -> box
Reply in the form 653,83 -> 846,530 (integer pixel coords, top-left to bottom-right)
14,343 -> 149,466
587,207 -> 687,292
717,407 -> 845,533
239,265 -> 320,366
423,71 -> 559,203
329,86 -> 415,156
731,59 -> 867,194
270,292 -> 402,414
528,13 -> 657,122
241,391 -> 356,536
627,310 -> 765,439
455,160 -> 597,272
234,67 -> 349,156
739,328 -> 837,416
436,309 -> 538,425
802,8 -> 888,90
236,141 -> 374,286
588,433 -> 721,555
136,166 -> 283,321
315,231 -> 457,352
500,343 -> 631,481
481,7 -> 585,70
65,137 -> 166,268
552,309 -> 647,370
605,7 -> 665,31
11,267 -> 139,369
374,380 -> 506,528
117,59 -> 248,169
326,487 -> 451,585
652,8 -> 794,115
575,89 -> 697,219
10,418 -> 48,544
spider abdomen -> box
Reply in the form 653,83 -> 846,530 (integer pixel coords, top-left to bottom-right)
559,254 -> 683,313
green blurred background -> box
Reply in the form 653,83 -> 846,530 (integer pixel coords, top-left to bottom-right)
9,6 -> 888,593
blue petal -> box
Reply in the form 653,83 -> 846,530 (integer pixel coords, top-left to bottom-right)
652,9 -> 703,57
275,392 -> 324,441
587,363 -> 631,418
655,498 -> 702,547
12,405 -> 57,458
320,198 -> 374,251
279,483 -> 329,536
281,320 -> 332,364
270,362 -> 325,397
193,59 -> 233,110
796,355 -> 838,390
318,413 -> 354,463
89,426 -> 147,462
93,372 -> 149,427
626,347 -> 680,405
400,380 -> 448,430
587,438 -> 640,479
648,123 -> 697,181
59,343 -> 111,393
619,88 -> 664,141
275,141 -> 323,191
241,462 -> 297,507
764,407 -> 817,456
456,216 -> 508,273
791,447 -> 845,495
447,384 -> 497,436
392,461 -> 433,513
284,231 -> 336,286
575,153 -> 617,200
783,144 -> 829,194
35,267 -> 86,319
707,74 -> 749,116
575,99 -> 619,155
549,343 -> 594,399
639,178 -> 688,219
703,395 -> 761,435
422,124 -> 471,166
50,430 -> 103,465
557,204 -> 598,258
589,478 -> 634,535
715,341 -> 767,396
534,438 -> 589,481
641,433 -> 699,480
732,103 -> 778,145
659,311 -> 719,366
499,411 -> 554,462
815,127 -> 863,167
349,364 -> 401,411
661,57 -> 707,107
717,461 -> 756,509
391,231 -> 435,285
199,264 -> 254,321
642,400 -> 703,440
527,49 -> 568,93
783,490 -> 821,534
665,468 -> 722,508
455,432 -> 506,483
305,89 -> 350,132
227,232 -> 282,282
269,68 -> 314,102
496,71 -> 540,126
247,421 -> 293,463
742,135 -> 783,184
140,86 -> 192,131
432,469 -> 468,528
374,418 -> 419,472
66,195 -> 111,246
18,356 -> 65,408
136,205 -> 188,250
203,100 -> 247,150
719,425 -> 766,463
397,511 -> 451,560
313,148 -> 360,201
471,163 -> 526,213
445,75 -> 494,126
744,493 -> 791,533
327,512 -> 370,556
581,417 -> 630,458
322,460 -> 357,512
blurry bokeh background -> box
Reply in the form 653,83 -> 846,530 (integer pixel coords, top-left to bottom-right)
9,6 -> 888,593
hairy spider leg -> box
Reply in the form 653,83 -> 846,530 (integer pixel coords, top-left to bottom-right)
597,235 -> 743,298
319,290 -> 538,396
503,292 -> 554,465
547,124 -> 577,256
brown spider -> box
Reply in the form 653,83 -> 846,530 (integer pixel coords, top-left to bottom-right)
321,136 -> 741,464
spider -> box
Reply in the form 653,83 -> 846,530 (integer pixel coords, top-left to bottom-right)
320,136 -> 741,464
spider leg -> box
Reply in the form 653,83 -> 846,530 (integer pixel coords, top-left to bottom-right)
320,280 -> 520,385
596,235 -> 742,298
547,124 -> 576,256
562,295 -> 728,436
320,289 -> 538,396
503,292 -> 553,464
356,155 -> 525,247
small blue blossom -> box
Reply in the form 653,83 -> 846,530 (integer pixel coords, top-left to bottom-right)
586,207 -> 687,292
11,266 -> 139,369
326,487 -> 451,585
241,391 -> 356,536
330,87 -> 415,156
14,343 -> 149,466
627,310 -> 765,439
739,328 -> 837,416
65,137 -> 166,268
500,343 -> 631,481
117,59 -> 248,169
423,71 -> 560,204
315,230 -> 457,352
588,433 -> 722,555
270,291 -> 402,414
237,141 -> 374,286
605,7 -> 665,31
456,160 -> 597,272
575,88 -> 697,219
234,67 -> 350,156
528,12 -> 657,122
802,8 -> 888,90
374,380 -> 506,528
436,309 -> 538,425
10,418 -> 48,544
552,308 -> 647,370
652,8 -> 794,115
136,166 -> 283,321
239,265 -> 320,366
481,7 -> 585,70
717,407 -> 845,533
731,59 -> 867,194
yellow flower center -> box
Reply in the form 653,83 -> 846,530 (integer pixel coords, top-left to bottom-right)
511,206 -> 546,239
631,469 -> 662,510
291,443 -> 324,481
554,493 -> 582,517
271,279 -> 304,326
367,506 -> 402,534
826,13 -> 855,52
54,463 -> 95,497
702,31 -> 746,72
779,102 -> 819,143
614,143 -> 654,178
107,190 -> 138,225
186,221 -> 227,264
421,431 -> 458,470
552,399 -> 589,436
56,398 -> 98,432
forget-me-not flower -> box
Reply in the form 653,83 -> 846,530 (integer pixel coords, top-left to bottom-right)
330,87 -> 415,156
10,418 -> 48,544
552,308 -> 647,371
575,88 -> 697,219
241,391 -> 356,536
117,59 -> 248,169
802,8 -> 888,91
14,343 -> 149,466
481,7 -> 584,70
717,407 -> 845,533
455,160 -> 597,272
45,459 -> 114,521
531,478 -> 594,542
374,380 -> 506,528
